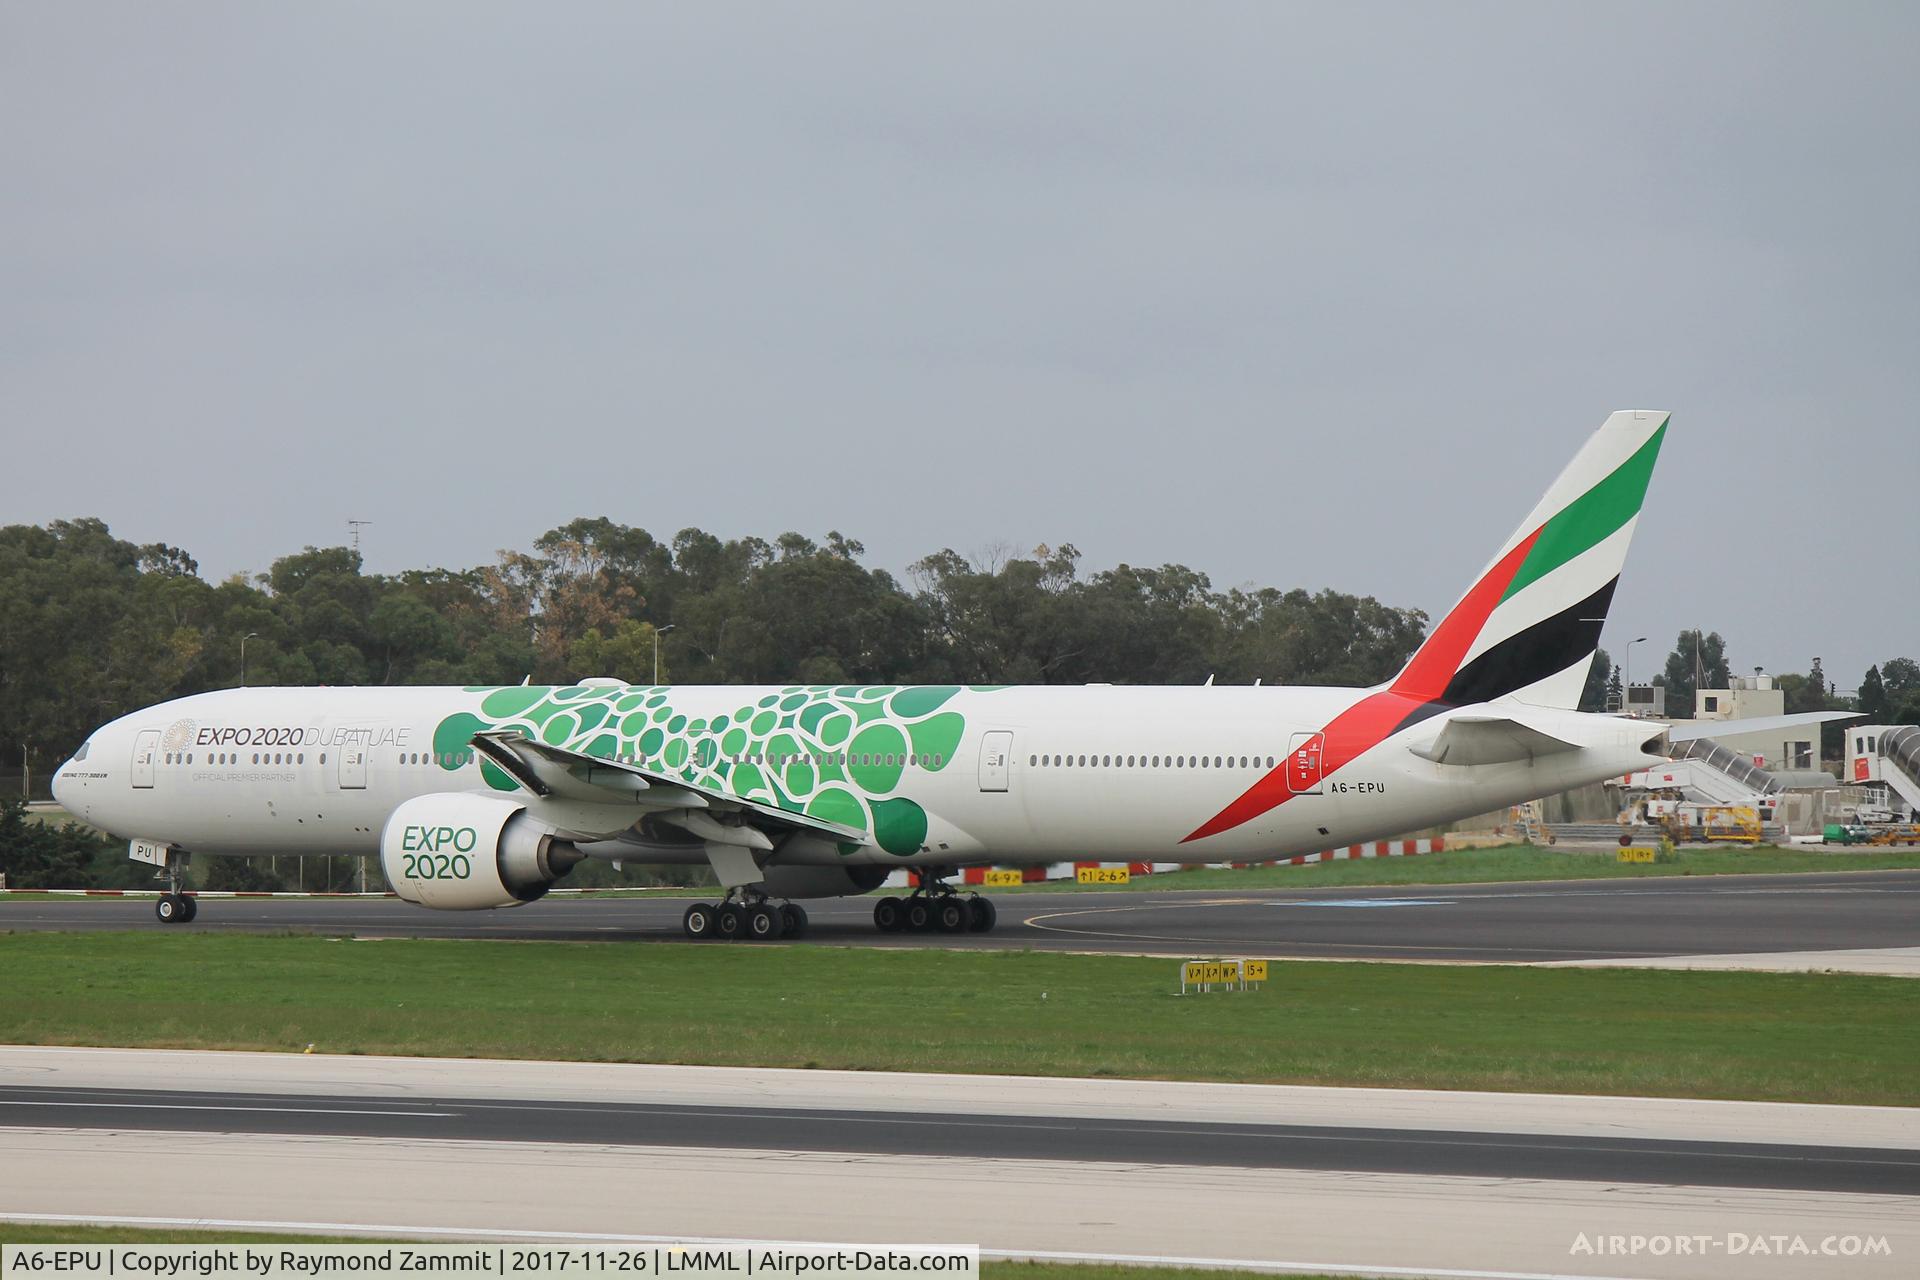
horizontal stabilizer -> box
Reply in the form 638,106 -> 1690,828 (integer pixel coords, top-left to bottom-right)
1664,711 -> 1860,743
1411,713 -> 1585,766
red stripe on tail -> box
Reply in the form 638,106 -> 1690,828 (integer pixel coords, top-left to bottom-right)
1181,529 -> 1541,843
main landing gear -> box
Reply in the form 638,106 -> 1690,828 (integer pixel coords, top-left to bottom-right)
873,870 -> 998,935
681,888 -> 808,942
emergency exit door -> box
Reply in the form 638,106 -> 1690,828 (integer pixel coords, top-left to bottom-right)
131,730 -> 160,788
1286,732 -> 1325,794
978,731 -> 1013,792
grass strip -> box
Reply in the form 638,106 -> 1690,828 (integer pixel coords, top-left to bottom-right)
993,844 -> 1920,892
1,932 -> 1914,1105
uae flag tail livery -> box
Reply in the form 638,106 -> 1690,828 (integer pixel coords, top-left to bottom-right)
1183,410 -> 1669,844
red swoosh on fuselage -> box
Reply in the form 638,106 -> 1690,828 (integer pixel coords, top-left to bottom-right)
1180,528 -> 1541,844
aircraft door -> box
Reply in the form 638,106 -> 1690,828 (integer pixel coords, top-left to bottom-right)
131,730 -> 160,789
978,730 -> 1012,792
1286,732 -> 1325,794
337,745 -> 368,790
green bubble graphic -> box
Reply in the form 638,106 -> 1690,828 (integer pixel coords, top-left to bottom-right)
889,686 -> 960,718
433,713 -> 489,765
806,787 -> 864,828
849,724 -> 907,793
908,713 -> 965,767
872,798 -> 929,855
481,687 -> 545,718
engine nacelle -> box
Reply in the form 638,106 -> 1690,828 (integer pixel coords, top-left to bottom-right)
758,864 -> 889,900
381,793 -> 583,910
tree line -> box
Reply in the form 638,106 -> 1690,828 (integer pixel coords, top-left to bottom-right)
2,516 -> 1431,781
4,516 -> 1915,791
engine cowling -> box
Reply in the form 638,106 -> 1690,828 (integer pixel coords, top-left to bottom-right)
757,864 -> 889,900
380,793 -> 583,910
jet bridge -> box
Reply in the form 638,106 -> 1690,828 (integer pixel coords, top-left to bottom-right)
1847,725 -> 1920,819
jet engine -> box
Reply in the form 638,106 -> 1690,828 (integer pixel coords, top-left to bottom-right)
757,864 -> 890,899
380,793 -> 583,910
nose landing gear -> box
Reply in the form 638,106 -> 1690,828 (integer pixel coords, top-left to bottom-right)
155,892 -> 197,924
146,847 -> 197,925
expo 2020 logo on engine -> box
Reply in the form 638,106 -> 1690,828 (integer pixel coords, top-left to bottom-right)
161,719 -> 197,752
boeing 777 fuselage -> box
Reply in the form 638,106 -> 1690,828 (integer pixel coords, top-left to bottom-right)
54,411 -> 1676,939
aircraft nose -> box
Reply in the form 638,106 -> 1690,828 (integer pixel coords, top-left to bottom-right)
51,761 -> 71,809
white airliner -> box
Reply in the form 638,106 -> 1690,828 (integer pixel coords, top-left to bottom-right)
57,410 -> 1698,939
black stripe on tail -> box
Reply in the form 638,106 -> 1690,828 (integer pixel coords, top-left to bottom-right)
1439,578 -> 1618,707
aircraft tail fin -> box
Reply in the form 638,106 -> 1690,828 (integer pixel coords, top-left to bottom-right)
1387,410 -> 1669,712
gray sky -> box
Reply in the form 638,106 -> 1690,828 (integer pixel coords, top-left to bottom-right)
5,3 -> 1916,688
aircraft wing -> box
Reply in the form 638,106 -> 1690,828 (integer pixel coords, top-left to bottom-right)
1410,713 -> 1585,766
1663,711 -> 1860,743
468,730 -> 872,847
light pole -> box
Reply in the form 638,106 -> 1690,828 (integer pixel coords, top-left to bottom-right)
240,632 -> 259,687
653,624 -> 675,686
1624,636 -> 1648,713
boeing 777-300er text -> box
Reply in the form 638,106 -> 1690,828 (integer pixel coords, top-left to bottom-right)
57,410 -> 1754,939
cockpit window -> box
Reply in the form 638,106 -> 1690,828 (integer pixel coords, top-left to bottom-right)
71,741 -> 91,763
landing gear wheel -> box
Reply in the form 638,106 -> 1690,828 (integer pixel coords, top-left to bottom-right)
683,903 -> 716,940
155,894 -> 185,925
873,898 -> 905,933
781,903 -> 808,938
715,903 -> 744,940
905,899 -> 935,932
746,904 -> 785,941
934,899 -> 968,933
179,894 -> 198,923
967,897 -> 997,933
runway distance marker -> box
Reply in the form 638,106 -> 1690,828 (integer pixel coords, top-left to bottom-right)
1618,847 -> 1656,864
1077,866 -> 1130,885
981,870 -> 1022,888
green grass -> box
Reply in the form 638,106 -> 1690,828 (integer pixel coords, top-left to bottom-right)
993,843 -> 1920,892
1,933 -> 1914,1105
0,1228 -> 1348,1280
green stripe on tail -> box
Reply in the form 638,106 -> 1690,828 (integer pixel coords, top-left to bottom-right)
1501,417 -> 1668,602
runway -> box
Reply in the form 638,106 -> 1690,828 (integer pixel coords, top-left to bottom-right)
6,1085 -> 1913,1194
2,1049 -> 1916,1279
6,870 -> 1920,965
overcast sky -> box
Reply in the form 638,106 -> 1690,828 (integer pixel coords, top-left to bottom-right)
5,3 -> 1915,688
